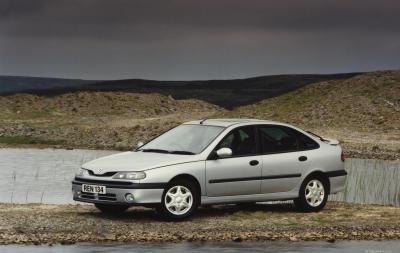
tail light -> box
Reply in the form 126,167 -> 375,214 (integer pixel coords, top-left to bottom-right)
341,151 -> 346,162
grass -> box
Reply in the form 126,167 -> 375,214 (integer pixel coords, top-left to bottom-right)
0,135 -> 65,145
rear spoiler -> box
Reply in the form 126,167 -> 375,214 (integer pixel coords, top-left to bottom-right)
306,131 -> 340,145
323,138 -> 340,145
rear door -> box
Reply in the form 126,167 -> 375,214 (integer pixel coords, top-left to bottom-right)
258,125 -> 318,193
205,126 -> 262,197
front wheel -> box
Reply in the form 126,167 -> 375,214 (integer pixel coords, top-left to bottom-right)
157,180 -> 199,220
294,176 -> 328,212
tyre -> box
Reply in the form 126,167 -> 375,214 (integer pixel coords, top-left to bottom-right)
95,203 -> 129,214
157,179 -> 199,220
294,175 -> 328,212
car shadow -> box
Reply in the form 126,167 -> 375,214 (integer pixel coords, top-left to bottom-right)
79,201 -> 297,221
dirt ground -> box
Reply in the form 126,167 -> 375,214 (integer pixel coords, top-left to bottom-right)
0,202 -> 399,245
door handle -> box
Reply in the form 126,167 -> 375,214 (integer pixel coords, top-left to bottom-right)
298,156 -> 307,162
249,160 -> 259,166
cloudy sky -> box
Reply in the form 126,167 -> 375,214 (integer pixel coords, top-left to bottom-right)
0,0 -> 399,80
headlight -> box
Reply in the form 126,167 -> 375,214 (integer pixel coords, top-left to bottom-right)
112,171 -> 146,180
75,168 -> 88,177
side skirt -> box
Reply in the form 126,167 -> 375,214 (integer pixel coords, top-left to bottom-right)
200,191 -> 299,205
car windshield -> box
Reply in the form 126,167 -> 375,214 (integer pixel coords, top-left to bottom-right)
139,124 -> 224,154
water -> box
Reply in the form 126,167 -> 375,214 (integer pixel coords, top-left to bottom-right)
0,148 -> 399,205
0,148 -> 117,204
0,241 -> 399,253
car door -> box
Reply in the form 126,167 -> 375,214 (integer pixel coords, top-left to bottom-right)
258,125 -> 314,193
205,125 -> 262,197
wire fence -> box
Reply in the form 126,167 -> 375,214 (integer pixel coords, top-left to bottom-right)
329,158 -> 400,206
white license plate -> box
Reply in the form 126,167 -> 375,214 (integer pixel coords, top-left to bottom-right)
82,184 -> 106,194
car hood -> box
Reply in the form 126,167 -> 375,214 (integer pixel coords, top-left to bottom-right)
82,151 -> 201,174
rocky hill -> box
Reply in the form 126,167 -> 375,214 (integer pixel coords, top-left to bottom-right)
0,92 -> 223,149
222,70 -> 400,159
0,70 -> 398,159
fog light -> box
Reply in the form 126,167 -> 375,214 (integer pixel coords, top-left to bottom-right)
125,193 -> 134,202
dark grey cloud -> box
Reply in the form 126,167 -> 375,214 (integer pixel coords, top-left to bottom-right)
0,0 -> 399,80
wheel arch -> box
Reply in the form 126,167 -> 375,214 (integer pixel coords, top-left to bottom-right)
168,173 -> 202,202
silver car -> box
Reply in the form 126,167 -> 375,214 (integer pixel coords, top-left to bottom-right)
72,119 -> 347,219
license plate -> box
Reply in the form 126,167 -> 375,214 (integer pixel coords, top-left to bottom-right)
82,184 -> 106,194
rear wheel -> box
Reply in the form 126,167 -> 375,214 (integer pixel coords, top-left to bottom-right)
157,180 -> 199,220
294,175 -> 328,212
95,203 -> 129,214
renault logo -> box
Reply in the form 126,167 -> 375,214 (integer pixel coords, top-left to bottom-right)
98,168 -> 102,173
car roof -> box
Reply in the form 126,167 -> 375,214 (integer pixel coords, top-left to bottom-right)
184,118 -> 284,128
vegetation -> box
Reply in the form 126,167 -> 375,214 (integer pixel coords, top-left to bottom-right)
0,136 -> 65,146
0,70 -> 398,159
223,70 -> 399,132
220,70 -> 400,160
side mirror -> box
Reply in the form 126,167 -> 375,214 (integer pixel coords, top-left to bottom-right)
137,141 -> 144,148
216,148 -> 232,158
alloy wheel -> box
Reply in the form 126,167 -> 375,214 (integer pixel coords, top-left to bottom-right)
305,179 -> 325,207
164,185 -> 193,215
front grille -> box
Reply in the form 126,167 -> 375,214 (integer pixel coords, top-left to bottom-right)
88,170 -> 117,177
74,177 -> 133,186
80,192 -> 117,201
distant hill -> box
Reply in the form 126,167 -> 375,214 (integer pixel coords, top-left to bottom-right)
0,73 -> 360,108
0,76 -> 97,94
0,70 -> 398,159
225,70 -> 400,132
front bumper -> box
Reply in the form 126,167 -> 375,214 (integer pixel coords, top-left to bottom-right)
72,177 -> 165,205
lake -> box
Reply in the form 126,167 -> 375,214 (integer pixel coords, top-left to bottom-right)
1,241 -> 399,253
0,148 -> 399,205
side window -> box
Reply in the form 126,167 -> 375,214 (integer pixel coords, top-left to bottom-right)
217,126 -> 257,157
290,129 -> 320,150
258,125 -> 299,153
258,125 -> 319,153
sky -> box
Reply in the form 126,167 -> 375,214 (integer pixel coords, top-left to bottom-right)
0,0 -> 399,80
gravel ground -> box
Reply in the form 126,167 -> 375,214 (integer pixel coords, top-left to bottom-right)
1,202 -> 399,245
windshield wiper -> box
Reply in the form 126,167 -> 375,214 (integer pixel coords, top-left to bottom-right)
141,148 -> 170,154
169,150 -> 195,155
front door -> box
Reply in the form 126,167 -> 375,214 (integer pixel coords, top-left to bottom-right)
205,126 -> 262,197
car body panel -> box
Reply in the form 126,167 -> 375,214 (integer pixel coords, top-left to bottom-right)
82,151 -> 203,174
141,161 -> 207,196
72,118 -> 347,207
260,151 -> 307,193
205,155 -> 262,196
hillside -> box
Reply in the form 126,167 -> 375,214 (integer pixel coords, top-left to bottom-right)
0,73 -> 359,109
0,70 -> 398,159
222,70 -> 400,159
0,92 -> 223,149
